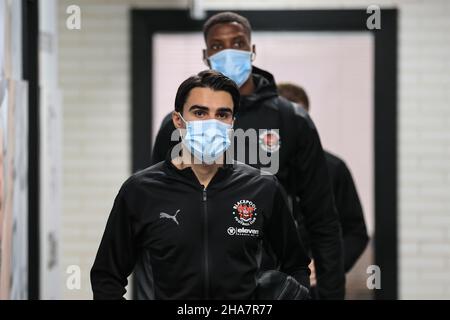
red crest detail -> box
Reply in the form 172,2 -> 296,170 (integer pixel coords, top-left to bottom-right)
237,205 -> 255,220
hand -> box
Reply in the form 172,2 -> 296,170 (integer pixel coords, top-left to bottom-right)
309,259 -> 317,287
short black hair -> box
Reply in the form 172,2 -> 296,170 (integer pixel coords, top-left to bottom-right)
175,70 -> 240,115
277,82 -> 310,111
203,11 -> 252,41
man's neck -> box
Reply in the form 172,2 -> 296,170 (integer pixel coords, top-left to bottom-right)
190,163 -> 219,189
172,150 -> 222,188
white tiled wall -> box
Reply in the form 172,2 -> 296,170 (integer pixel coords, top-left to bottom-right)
58,0 -> 450,299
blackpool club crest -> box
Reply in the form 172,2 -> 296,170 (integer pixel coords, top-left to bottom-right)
233,200 -> 257,226
259,129 -> 281,153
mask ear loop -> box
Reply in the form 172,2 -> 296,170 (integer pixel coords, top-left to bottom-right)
177,112 -> 188,140
177,112 -> 190,164
202,49 -> 210,67
251,45 -> 256,62
177,112 -> 187,124
229,117 -> 235,140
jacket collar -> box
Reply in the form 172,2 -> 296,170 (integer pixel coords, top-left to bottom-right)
239,66 -> 279,113
163,147 -> 234,189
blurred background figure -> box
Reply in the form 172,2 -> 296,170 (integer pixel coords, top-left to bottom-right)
2,0 -> 450,301
278,83 -> 370,298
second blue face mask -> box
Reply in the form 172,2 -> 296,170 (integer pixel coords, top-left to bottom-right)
179,113 -> 233,164
208,49 -> 252,87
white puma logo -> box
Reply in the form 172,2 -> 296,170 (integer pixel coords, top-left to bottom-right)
159,209 -> 181,225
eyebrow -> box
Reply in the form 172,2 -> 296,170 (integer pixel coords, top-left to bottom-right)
188,105 -> 233,113
188,105 -> 209,112
208,34 -> 247,43
216,107 -> 233,113
232,35 -> 245,41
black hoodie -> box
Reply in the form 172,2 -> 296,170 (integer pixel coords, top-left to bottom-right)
151,66 -> 345,299
325,151 -> 369,272
90,155 -> 311,299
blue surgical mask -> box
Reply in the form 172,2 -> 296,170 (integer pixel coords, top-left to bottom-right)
179,113 -> 233,164
208,49 -> 252,87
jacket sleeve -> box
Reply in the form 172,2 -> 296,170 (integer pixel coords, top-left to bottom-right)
90,182 -> 137,299
265,177 -> 311,289
293,108 -> 345,299
333,159 -> 369,272
151,112 -> 178,165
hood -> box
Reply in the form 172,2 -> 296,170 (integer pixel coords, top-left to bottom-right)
239,66 -> 279,112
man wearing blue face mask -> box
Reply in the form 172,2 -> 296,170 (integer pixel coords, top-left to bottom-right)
151,12 -> 345,300
91,70 -> 311,299
207,48 -> 253,88
176,111 -> 233,165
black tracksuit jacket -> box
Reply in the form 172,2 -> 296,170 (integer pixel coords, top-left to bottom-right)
325,151 -> 369,272
151,66 -> 345,299
90,156 -> 311,300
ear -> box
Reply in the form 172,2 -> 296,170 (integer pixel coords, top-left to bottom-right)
172,111 -> 184,129
251,45 -> 256,61
202,49 -> 210,68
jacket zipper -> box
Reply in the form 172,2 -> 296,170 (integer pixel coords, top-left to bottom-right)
202,186 -> 209,299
